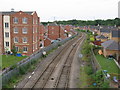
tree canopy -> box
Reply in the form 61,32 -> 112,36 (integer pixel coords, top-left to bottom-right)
42,18 -> 120,26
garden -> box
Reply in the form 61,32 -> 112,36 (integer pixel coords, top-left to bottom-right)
2,55 -> 27,69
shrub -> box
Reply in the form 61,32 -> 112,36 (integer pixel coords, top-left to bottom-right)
89,70 -> 110,88
19,66 -> 26,75
85,65 -> 93,75
10,64 -> 17,70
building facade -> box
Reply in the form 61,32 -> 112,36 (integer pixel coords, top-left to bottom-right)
47,23 -> 60,40
0,11 -> 40,56
0,11 -> 75,56
0,13 -> 3,55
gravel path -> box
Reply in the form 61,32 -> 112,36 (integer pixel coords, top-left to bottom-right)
69,34 -> 86,88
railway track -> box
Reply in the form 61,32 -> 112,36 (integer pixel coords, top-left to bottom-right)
16,33 -> 85,89
45,33 -> 85,88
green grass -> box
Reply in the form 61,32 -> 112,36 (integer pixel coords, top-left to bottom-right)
2,55 -> 27,69
95,54 -> 120,74
79,66 -> 89,88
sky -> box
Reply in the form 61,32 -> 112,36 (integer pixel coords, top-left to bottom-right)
0,0 -> 119,22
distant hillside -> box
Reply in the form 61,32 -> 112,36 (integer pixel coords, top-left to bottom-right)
41,18 -> 120,26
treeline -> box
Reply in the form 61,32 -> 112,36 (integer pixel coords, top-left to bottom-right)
42,18 -> 120,26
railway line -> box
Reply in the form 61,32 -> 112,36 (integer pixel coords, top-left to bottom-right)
16,33 -> 85,89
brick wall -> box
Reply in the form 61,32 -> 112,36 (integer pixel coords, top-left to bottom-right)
64,25 -> 71,32
0,14 -> 3,54
48,25 -> 60,40
103,49 -> 120,57
59,26 -> 66,39
44,38 -> 51,47
32,12 -> 40,53
39,24 -> 45,41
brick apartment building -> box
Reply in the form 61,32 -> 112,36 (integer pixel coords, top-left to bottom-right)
0,10 -> 75,55
47,23 -> 72,40
44,23 -> 74,47
0,11 -> 40,56
59,25 -> 67,39
47,23 -> 60,40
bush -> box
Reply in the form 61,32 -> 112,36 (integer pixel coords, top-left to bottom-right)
58,44 -> 61,46
10,64 -> 17,70
19,66 -> 26,75
89,70 -> 110,88
11,45 -> 17,56
31,59 -> 37,64
85,65 -> 93,75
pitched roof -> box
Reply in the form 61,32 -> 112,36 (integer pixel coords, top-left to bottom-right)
96,35 -> 108,39
112,30 -> 120,38
0,11 -> 34,15
100,28 -> 111,33
48,22 -> 58,26
101,40 -> 120,50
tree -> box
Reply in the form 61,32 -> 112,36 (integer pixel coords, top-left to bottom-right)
11,45 -> 17,56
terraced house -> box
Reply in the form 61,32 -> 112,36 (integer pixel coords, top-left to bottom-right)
102,29 -> 120,64
0,10 -> 40,56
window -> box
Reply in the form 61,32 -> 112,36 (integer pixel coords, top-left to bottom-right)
23,47 -> 28,52
22,27 -> 27,34
52,32 -> 54,34
22,37 -> 27,43
5,23 -> 9,28
5,42 -> 9,47
33,19 -> 34,24
5,32 -> 9,37
15,46 -> 19,52
14,27 -> 18,33
36,37 -> 37,42
52,27 -> 54,29
14,37 -> 18,43
36,43 -> 37,49
33,18 -> 38,24
22,17 -> 27,24
40,43 -> 43,47
36,19 -> 38,24
36,28 -> 37,33
33,28 -> 35,33
13,17 -> 18,23
33,36 -> 34,42
33,45 -> 35,51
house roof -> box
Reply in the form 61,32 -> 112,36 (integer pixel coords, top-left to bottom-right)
96,35 -> 108,39
101,40 -> 120,50
100,28 -> 111,33
112,30 -> 120,38
48,22 -> 58,26
0,11 -> 34,15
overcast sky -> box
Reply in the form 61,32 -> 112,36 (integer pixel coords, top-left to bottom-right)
0,0 -> 119,22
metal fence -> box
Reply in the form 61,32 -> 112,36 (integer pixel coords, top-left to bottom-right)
2,34 -> 77,86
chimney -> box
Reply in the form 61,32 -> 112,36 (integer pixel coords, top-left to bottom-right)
11,8 -> 14,12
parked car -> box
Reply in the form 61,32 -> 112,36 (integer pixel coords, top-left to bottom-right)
56,38 -> 62,41
51,40 -> 59,44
